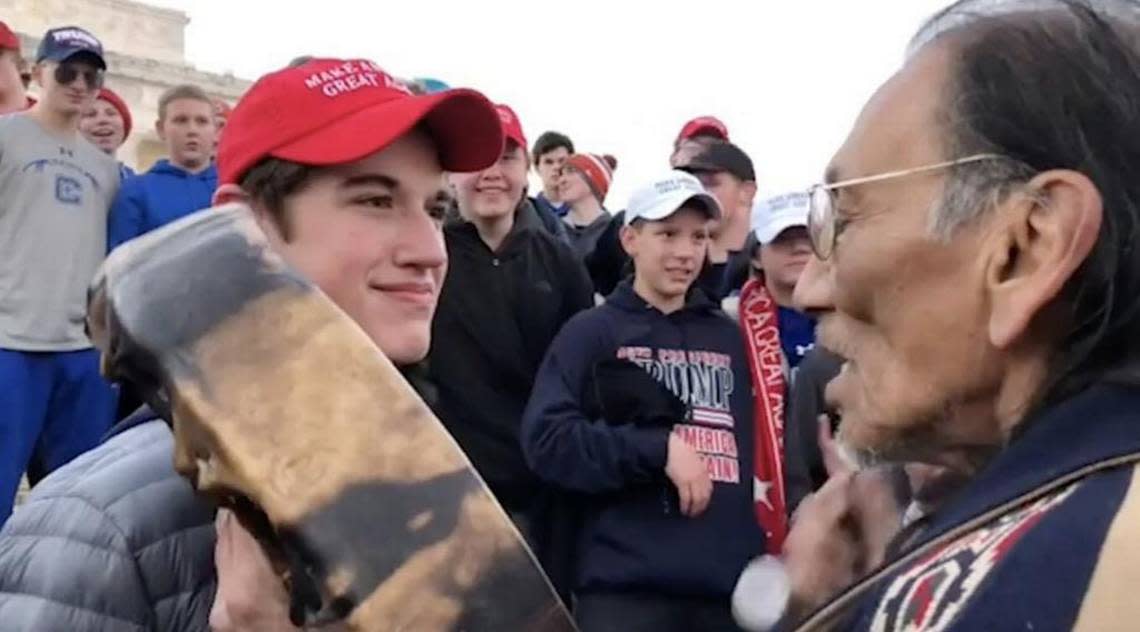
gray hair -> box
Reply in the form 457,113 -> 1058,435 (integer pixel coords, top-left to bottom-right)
910,0 -> 1140,403
926,158 -> 1037,240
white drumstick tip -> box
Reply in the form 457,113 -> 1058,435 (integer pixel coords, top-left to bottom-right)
732,554 -> 791,632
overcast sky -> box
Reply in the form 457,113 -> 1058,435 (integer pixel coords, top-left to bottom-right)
149,0 -> 950,206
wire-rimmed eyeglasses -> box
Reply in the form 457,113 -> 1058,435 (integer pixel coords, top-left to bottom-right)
806,153 -> 1005,260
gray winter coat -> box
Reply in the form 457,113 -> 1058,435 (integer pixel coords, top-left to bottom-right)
0,415 -> 216,631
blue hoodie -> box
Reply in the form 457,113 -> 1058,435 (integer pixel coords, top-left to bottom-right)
521,281 -> 763,598
107,160 -> 218,252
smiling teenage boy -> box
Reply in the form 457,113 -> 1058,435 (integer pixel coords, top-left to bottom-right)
521,170 -> 762,632
79,87 -> 134,180
0,26 -> 121,525
0,57 -> 504,631
430,101 -> 593,527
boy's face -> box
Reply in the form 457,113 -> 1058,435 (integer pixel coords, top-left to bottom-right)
35,58 -> 101,116
158,97 -> 217,170
692,170 -> 754,225
80,97 -> 126,154
536,146 -> 569,192
254,130 -> 450,366
557,166 -> 593,205
450,141 -> 528,222
757,225 -> 813,289
621,205 -> 712,300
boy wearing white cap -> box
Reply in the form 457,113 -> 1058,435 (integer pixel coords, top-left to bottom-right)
735,191 -> 819,566
521,170 -> 762,631
749,192 -> 817,370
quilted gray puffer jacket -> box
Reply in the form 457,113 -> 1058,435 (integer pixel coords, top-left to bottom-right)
0,412 -> 216,631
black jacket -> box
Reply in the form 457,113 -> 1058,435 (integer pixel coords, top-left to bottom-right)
783,347 -> 843,513
584,211 -> 629,297
429,200 -> 594,508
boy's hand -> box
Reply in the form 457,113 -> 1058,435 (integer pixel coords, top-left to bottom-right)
666,432 -> 713,517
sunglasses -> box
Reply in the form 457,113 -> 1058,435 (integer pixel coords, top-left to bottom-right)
53,63 -> 104,90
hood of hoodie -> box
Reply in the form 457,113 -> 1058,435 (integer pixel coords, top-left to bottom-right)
148,158 -> 217,181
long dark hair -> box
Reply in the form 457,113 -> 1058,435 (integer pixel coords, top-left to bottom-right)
917,0 -> 1140,402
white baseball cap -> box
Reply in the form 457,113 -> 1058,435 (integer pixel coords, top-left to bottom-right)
624,170 -> 721,226
752,191 -> 810,244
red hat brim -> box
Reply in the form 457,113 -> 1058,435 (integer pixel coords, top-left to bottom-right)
271,87 -> 502,174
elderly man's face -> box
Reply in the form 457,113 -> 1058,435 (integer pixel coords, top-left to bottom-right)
795,44 -> 1006,467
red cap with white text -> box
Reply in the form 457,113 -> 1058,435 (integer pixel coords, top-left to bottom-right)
496,103 -> 527,150
218,58 -> 504,184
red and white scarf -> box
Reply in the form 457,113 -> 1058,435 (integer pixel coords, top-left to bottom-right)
738,277 -> 788,554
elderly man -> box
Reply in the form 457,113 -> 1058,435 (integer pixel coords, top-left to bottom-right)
779,1 -> 1140,630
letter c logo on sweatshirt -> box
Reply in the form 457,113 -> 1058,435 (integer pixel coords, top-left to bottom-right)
55,175 -> 82,205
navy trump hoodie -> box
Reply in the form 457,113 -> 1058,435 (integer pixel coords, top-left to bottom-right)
521,280 -> 763,598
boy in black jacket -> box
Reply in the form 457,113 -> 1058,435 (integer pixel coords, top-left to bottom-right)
428,102 -> 593,550
522,170 -> 762,631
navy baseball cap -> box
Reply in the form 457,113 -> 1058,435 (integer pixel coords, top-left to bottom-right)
36,26 -> 105,69
682,142 -> 756,183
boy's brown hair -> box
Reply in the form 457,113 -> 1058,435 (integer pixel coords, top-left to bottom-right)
157,84 -> 212,122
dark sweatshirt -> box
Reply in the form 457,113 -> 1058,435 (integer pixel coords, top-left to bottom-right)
784,347 -> 843,513
563,212 -> 612,263
584,211 -> 629,297
428,201 -> 594,510
520,281 -> 763,597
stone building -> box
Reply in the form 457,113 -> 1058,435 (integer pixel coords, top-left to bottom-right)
1,0 -> 250,171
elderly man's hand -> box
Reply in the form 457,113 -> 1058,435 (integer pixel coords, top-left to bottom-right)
783,467 -> 904,624
209,508 -> 298,632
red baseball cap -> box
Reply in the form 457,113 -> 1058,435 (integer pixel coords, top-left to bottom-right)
217,58 -> 504,185
496,103 -> 527,151
0,21 -> 19,52
677,116 -> 729,143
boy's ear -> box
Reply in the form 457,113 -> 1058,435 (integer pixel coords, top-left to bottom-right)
212,183 -> 248,206
619,224 -> 639,258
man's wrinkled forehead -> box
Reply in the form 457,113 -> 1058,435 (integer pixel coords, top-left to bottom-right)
825,43 -> 954,184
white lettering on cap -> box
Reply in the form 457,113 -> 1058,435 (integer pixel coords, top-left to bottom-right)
302,60 -> 413,99
654,176 -> 699,196
765,192 -> 809,212
52,28 -> 99,48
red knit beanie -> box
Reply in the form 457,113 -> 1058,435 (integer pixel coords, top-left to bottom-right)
96,88 -> 132,139
566,153 -> 617,202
